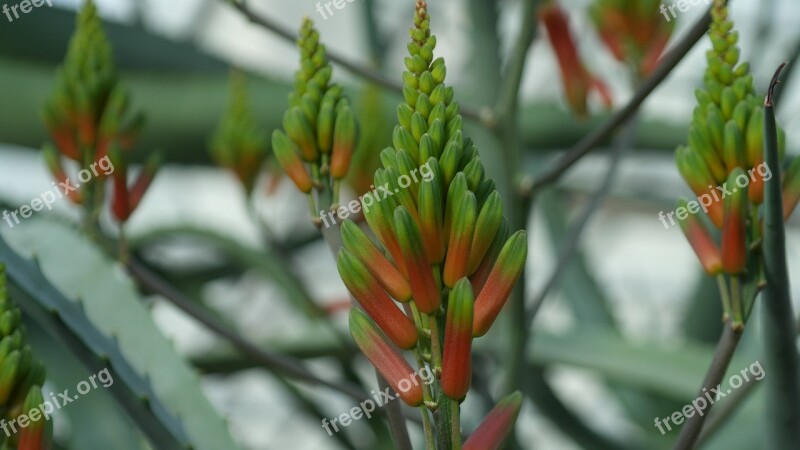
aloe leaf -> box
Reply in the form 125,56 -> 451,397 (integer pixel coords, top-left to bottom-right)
760,65 -> 800,448
0,219 -> 241,450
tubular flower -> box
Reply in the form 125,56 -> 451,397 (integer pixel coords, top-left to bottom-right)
210,72 -> 268,194
331,2 -> 528,436
0,265 -> 48,449
589,0 -> 675,77
676,198 -> 723,275
109,147 -> 161,223
539,1 -> 612,118
274,18 -> 358,212
337,249 -> 418,350
43,0 -> 155,223
463,391 -> 523,450
348,309 -> 423,406
441,279 -> 473,401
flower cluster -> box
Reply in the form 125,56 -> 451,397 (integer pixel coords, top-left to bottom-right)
42,0 -> 158,223
589,0 -> 675,77
336,1 -> 526,446
0,266 -> 47,450
271,18 -> 357,217
675,0 -> 800,327
210,73 -> 268,194
538,1 -> 612,117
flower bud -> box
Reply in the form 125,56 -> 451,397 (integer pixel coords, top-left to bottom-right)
395,206 -> 440,314
468,191 -> 503,274
340,220 -> 411,302
443,191 -> 477,288
417,179 -> 445,264
271,130 -> 313,193
283,107 -> 318,162
441,278 -> 473,401
676,198 -> 723,275
473,231 -> 527,337
349,309 -> 423,406
337,249 -> 418,350
721,168 -> 748,274
463,391 -> 523,450
331,104 -> 357,179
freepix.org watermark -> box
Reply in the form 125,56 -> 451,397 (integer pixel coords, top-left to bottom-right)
1,368 -> 114,438
315,0 -> 362,20
658,162 -> 771,229
659,0 -> 711,22
2,155 -> 115,229
319,160 -> 435,229
2,0 -> 53,23
321,365 -> 434,436
653,360 -> 764,435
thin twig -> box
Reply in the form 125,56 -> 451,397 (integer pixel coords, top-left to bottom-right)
221,0 -> 489,125
523,3 -> 719,196
672,322 -> 743,449
525,117 -> 637,326
125,257 -> 368,400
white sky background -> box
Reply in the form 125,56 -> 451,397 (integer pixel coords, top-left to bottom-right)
2,1 -> 800,449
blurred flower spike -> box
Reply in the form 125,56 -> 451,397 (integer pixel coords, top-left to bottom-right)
272,18 -> 358,220
539,0 -> 612,117
589,0 -> 675,77
42,0 -> 157,225
210,72 -> 269,194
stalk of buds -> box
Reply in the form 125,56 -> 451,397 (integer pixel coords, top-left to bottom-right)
589,0 -> 675,77
539,0 -> 612,117
335,2 -> 527,447
42,0 -> 157,225
271,18 -> 358,220
675,0 -> 800,328
0,265 -> 48,450
210,73 -> 268,194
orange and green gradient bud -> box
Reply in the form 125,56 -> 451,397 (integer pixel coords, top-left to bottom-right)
271,130 -> 313,193
331,105 -> 357,180
473,231 -> 528,337
394,207 -> 440,314
443,191 -> 477,288
417,178 -> 445,264
441,279 -> 473,401
463,391 -> 523,450
676,145 -> 725,228
340,220 -> 412,302
721,169 -> 748,274
337,249 -> 418,349
16,387 -> 46,450
676,198 -> 723,275
348,309 -> 423,406
468,190 -> 504,275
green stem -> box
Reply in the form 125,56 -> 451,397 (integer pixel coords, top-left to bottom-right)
451,400 -> 461,450
420,404 -> 435,450
429,314 -> 443,375
729,275 -> 743,330
716,274 -> 731,322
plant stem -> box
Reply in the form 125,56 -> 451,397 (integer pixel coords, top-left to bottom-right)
716,275 -> 731,321
420,404 -> 436,450
451,400 -> 461,450
729,275 -> 743,329
429,314 -> 443,375
672,321 -> 743,449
